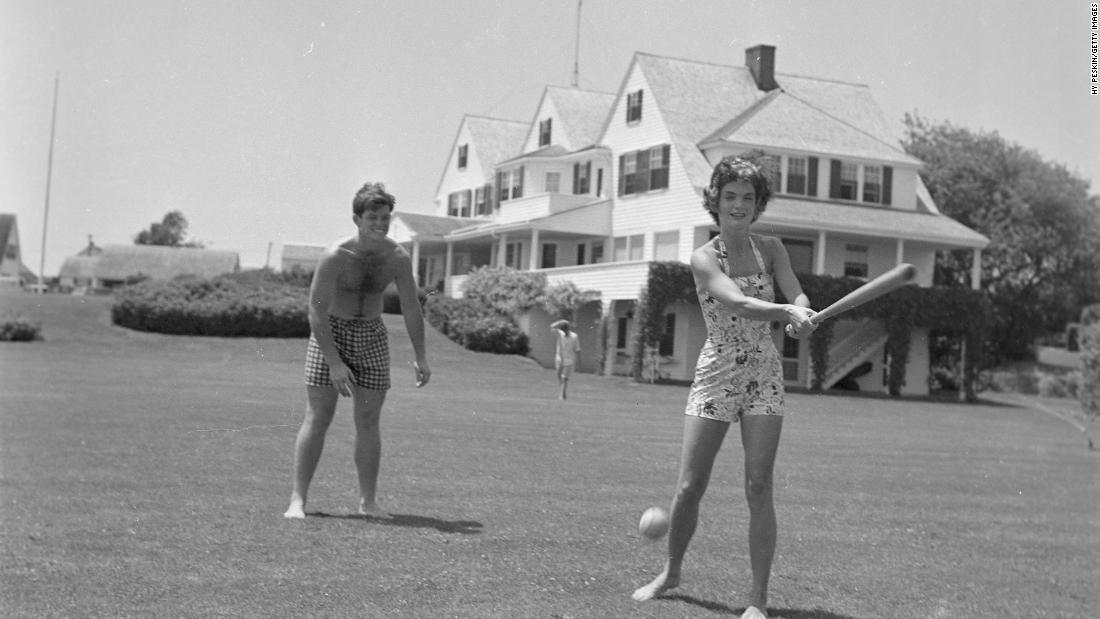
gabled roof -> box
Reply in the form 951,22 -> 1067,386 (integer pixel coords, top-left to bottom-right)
760,198 -> 989,248
394,212 -> 473,240
465,115 -> 528,175
59,255 -> 98,280
498,144 -> 571,165
0,213 -> 17,261
19,262 -> 38,284
632,52 -> 922,188
544,86 -> 616,149
629,53 -> 764,189
94,245 -> 240,281
703,90 -> 922,165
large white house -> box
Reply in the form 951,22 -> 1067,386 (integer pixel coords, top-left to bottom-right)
392,45 -> 989,395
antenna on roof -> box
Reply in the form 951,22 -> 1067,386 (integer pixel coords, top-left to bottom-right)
571,0 -> 582,87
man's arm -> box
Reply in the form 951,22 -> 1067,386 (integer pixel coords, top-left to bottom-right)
309,250 -> 355,396
393,248 -> 430,387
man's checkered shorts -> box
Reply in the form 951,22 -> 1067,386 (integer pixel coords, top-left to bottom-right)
304,316 -> 391,391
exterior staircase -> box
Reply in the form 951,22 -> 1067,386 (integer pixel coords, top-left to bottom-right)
817,318 -> 888,390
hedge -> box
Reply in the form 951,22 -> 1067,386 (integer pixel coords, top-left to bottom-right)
1079,304 -> 1100,420
422,295 -> 528,355
111,276 -> 310,337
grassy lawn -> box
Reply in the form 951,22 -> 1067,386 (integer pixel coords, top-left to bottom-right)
1,290 -> 1097,618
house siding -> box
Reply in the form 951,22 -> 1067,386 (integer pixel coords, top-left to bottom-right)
524,94 -> 566,152
437,121 -> 495,219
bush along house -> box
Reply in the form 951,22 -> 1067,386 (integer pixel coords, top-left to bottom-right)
391,45 -> 990,396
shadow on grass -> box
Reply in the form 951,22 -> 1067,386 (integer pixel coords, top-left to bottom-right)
310,511 -> 483,534
662,594 -> 856,619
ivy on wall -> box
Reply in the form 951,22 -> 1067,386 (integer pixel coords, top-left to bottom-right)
631,262 -> 697,380
633,262 -> 993,401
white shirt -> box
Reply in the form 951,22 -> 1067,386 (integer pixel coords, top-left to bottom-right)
555,329 -> 581,366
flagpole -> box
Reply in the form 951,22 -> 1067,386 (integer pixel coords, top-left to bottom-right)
39,72 -> 60,293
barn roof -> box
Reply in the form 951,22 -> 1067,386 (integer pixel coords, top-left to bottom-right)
95,245 -> 240,281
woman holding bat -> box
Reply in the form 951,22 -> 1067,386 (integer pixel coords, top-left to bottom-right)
633,155 -> 816,619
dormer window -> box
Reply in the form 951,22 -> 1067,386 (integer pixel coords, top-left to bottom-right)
538,119 -> 552,147
457,144 -> 468,170
829,159 -> 893,205
626,90 -> 643,123
862,165 -> 882,203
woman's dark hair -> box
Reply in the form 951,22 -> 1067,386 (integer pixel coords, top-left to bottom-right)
702,153 -> 775,224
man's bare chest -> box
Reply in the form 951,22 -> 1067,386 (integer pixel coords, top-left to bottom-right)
335,250 -> 396,294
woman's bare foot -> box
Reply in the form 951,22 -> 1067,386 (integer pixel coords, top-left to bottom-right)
283,498 -> 306,519
357,500 -> 391,520
632,568 -> 680,601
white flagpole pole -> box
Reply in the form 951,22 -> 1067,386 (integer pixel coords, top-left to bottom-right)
38,72 -> 60,293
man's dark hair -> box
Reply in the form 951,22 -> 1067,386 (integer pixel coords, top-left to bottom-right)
352,182 -> 396,216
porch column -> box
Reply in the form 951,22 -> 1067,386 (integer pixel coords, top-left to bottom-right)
445,242 -> 454,277
411,239 -> 421,286
497,233 -> 508,267
970,248 -> 982,290
815,230 -> 827,274
894,238 -> 905,265
529,228 -> 540,270
600,299 -> 617,376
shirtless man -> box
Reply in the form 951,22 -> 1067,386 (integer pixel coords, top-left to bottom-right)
283,182 -> 430,520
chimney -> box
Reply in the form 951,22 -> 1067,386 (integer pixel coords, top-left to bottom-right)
745,44 -> 778,91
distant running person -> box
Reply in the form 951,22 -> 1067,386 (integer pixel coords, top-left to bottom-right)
283,182 -> 430,520
551,319 -> 581,399
632,155 -> 816,619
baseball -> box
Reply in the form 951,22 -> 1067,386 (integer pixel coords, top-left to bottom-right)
638,506 -> 670,540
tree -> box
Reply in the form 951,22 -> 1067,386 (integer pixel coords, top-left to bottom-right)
902,114 -> 1100,363
134,211 -> 204,247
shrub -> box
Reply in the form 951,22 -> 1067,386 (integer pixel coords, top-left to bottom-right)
1038,371 -> 1080,399
422,295 -> 528,355
111,276 -> 309,337
988,368 -> 1038,394
461,266 -> 545,316
1079,304 -> 1100,419
540,281 -> 591,320
0,316 -> 43,341
450,314 -> 529,354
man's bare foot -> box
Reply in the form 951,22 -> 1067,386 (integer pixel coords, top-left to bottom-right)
283,499 -> 306,519
632,569 -> 680,601
357,500 -> 391,519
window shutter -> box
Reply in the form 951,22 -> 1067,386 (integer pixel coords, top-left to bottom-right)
585,161 -> 592,193
807,157 -> 819,197
517,165 -> 524,197
618,155 -> 625,195
637,90 -> 643,121
636,149 -> 650,193
497,171 -> 507,202
882,166 -> 893,205
572,163 -> 580,194
654,144 -> 671,189
464,189 -> 472,216
829,159 -> 841,199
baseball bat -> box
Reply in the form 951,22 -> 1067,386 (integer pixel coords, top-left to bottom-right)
812,263 -> 917,324
785,263 -> 918,336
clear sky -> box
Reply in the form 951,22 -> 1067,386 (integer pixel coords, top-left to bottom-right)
3,0 -> 1097,276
